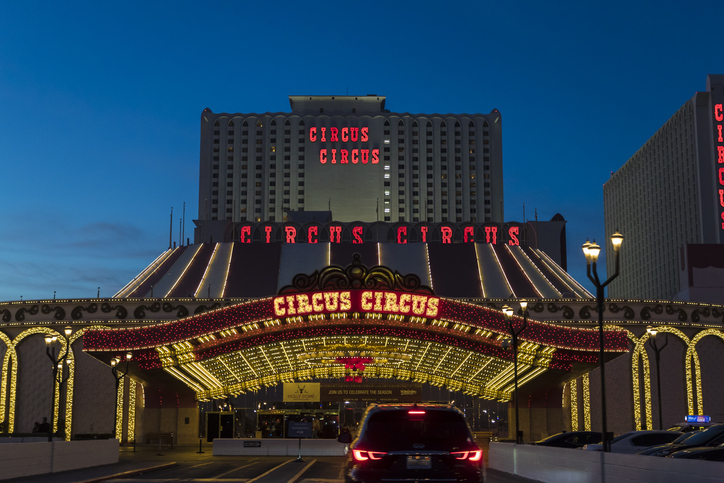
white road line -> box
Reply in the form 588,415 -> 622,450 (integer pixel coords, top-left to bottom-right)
247,459 -> 294,483
286,458 -> 317,483
210,459 -> 259,479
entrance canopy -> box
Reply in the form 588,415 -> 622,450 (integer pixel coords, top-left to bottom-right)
84,258 -> 628,401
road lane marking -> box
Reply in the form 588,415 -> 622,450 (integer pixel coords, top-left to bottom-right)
210,460 -> 260,479
286,458 -> 317,483
247,459 -> 293,482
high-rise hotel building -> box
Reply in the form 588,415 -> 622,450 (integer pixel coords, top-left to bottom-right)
196,95 -> 503,240
604,75 -> 724,301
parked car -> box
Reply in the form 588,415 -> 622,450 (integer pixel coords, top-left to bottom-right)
667,443 -> 724,461
667,422 -> 722,432
582,430 -> 682,454
636,431 -> 701,455
534,431 -> 602,449
636,431 -> 701,456
636,424 -> 724,457
344,404 -> 484,483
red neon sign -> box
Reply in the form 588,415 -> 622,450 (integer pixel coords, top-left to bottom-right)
464,226 -> 474,242
715,103 -> 724,230
397,226 -> 407,244
238,224 -> 519,245
272,290 -> 440,318
352,226 -> 363,244
508,226 -> 519,246
310,126 -> 378,165
240,226 -> 251,243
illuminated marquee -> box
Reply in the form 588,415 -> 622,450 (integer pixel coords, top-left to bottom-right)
309,126 -> 380,165
239,222 -> 522,245
272,290 -> 440,318
715,102 -> 724,230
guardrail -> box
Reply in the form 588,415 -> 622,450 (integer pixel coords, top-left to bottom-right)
489,442 -> 724,483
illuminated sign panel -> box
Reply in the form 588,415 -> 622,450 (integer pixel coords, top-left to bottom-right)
309,126 -> 380,165
715,101 -> 724,231
236,222 -> 523,245
272,290 -> 440,318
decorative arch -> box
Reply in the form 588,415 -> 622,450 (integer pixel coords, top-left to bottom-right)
626,329 -> 652,430
0,331 -> 15,428
7,327 -> 68,433
687,329 -> 724,415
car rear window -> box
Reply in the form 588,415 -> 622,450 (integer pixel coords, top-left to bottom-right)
363,410 -> 472,447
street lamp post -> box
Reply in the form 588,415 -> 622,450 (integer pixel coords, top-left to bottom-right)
647,325 -> 669,430
502,300 -> 528,444
582,231 -> 623,453
111,352 -> 133,440
44,326 -> 73,441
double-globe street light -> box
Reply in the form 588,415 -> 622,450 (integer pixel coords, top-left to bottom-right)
502,300 -> 528,444
44,327 -> 73,441
646,325 -> 669,430
582,231 -> 623,453
111,352 -> 133,439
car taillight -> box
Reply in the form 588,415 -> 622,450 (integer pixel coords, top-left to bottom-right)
408,410 -> 426,415
451,450 -> 483,461
353,450 -> 387,461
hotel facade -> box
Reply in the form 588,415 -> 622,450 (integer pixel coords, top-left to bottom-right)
196,95 -> 503,243
604,75 -> 724,302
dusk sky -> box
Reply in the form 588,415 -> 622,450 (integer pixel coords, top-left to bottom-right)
1,1 -> 722,301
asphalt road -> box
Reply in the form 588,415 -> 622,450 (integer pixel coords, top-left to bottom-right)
4,444 -> 539,483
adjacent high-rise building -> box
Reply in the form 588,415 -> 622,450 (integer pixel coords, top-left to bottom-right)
196,95 -> 503,241
604,75 -> 724,300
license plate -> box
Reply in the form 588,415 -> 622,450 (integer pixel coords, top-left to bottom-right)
407,456 -> 431,469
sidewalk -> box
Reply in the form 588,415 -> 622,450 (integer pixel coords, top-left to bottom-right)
3,444 -> 212,483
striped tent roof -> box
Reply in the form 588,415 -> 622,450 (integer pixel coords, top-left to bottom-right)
114,243 -> 591,300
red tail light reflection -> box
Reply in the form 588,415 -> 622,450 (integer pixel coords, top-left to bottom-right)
451,450 -> 483,461
353,450 -> 387,461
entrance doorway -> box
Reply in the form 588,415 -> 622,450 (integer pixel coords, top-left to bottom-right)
206,411 -> 234,442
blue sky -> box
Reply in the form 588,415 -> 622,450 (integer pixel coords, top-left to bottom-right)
1,1 -> 722,301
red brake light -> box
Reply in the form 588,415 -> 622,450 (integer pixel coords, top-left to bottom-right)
353,450 -> 387,461
353,450 -> 369,461
408,410 -> 426,415
451,450 -> 483,461
468,450 -> 483,461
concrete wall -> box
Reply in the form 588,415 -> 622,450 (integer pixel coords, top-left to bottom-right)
177,407 -> 199,445
0,439 -> 118,480
213,438 -> 345,456
71,339 -> 115,436
489,442 -> 724,483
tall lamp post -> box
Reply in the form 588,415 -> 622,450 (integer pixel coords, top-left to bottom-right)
44,327 -> 73,441
647,325 -> 668,430
502,300 -> 528,444
582,231 -> 623,453
111,352 -> 133,440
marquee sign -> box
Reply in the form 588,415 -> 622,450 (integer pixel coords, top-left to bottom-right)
272,290 -> 440,318
237,222 -> 521,245
715,101 -> 724,231
308,126 -> 380,164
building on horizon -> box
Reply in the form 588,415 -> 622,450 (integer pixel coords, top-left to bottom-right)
604,74 -> 724,302
195,95 -> 503,243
